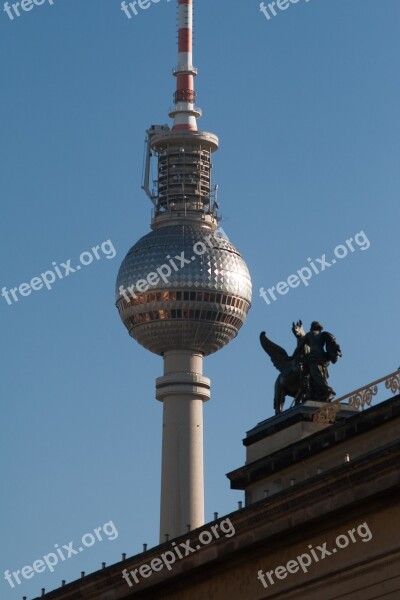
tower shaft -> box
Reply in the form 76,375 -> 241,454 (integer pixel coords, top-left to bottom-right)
157,351 -> 210,540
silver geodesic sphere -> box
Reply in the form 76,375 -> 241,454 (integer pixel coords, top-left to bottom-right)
115,224 -> 252,356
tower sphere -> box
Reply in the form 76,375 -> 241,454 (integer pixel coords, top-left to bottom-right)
116,223 -> 251,356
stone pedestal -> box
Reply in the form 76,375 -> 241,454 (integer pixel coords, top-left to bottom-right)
227,401 -> 359,506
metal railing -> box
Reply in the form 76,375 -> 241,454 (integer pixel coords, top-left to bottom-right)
313,369 -> 400,425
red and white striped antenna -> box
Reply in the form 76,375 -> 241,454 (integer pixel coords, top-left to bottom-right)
170,0 -> 201,131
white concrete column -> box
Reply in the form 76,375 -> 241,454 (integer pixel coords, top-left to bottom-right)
156,350 -> 210,541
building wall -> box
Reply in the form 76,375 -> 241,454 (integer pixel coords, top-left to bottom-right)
246,417 -> 400,504
40,397 -> 400,600
129,497 -> 400,600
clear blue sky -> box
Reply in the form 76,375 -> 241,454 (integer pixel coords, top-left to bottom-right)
1,0 -> 399,598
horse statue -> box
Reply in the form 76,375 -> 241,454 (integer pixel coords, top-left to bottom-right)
260,320 -> 310,415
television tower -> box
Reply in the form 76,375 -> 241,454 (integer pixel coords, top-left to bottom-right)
116,0 -> 252,541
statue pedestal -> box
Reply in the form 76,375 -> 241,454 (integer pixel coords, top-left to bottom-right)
244,401 -> 358,464
227,400 -> 359,505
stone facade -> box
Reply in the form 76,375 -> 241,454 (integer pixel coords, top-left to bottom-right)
37,395 -> 400,600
